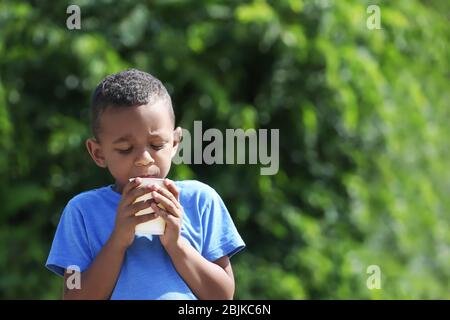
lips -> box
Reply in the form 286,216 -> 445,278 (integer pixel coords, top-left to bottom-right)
135,174 -> 159,178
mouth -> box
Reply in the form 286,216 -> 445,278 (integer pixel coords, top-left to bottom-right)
135,174 -> 159,178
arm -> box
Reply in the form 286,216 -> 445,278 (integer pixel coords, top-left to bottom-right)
165,238 -> 235,300
63,178 -> 155,299
149,180 -> 236,300
63,235 -> 126,300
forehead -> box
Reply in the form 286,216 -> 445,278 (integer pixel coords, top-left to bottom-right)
99,101 -> 173,142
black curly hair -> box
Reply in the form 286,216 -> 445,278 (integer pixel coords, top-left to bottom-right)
90,69 -> 175,140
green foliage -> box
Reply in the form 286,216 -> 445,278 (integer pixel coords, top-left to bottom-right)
0,0 -> 448,299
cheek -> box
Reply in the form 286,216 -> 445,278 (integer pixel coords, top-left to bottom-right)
155,148 -> 174,167
157,144 -> 174,156
107,155 -> 133,173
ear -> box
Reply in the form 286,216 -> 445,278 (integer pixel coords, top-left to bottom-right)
171,127 -> 183,158
86,138 -> 107,168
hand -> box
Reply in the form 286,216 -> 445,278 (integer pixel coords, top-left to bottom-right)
110,178 -> 158,250
149,179 -> 184,250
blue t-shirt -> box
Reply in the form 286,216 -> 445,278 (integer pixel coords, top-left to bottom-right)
46,180 -> 245,300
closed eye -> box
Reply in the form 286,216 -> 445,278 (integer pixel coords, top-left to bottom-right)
117,147 -> 133,154
116,143 -> 165,154
151,144 -> 165,150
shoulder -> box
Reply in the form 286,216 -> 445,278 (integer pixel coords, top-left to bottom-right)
176,179 -> 219,196
175,180 -> 222,205
65,185 -> 112,212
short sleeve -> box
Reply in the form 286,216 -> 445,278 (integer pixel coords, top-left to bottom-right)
201,189 -> 245,262
45,200 -> 93,277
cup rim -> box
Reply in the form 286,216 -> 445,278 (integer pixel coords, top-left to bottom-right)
129,177 -> 165,182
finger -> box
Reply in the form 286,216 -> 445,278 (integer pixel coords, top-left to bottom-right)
133,213 -> 158,225
153,185 -> 182,210
123,184 -> 153,206
122,177 -> 142,197
164,179 -> 180,201
151,203 -> 178,224
128,199 -> 155,216
151,191 -> 181,218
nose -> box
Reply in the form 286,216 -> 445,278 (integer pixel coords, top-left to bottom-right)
135,148 -> 155,166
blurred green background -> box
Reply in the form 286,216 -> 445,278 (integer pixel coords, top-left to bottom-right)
0,0 -> 449,299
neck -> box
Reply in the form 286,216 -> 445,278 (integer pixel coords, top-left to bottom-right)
112,183 -> 122,194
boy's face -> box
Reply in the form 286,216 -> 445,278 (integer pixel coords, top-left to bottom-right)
86,100 -> 181,193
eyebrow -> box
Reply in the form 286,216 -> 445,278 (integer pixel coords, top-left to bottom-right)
112,133 -> 168,144
112,135 -> 133,144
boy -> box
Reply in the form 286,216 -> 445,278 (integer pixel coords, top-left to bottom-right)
46,69 -> 245,299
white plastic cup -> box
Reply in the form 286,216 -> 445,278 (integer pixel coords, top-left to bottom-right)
129,177 -> 167,235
